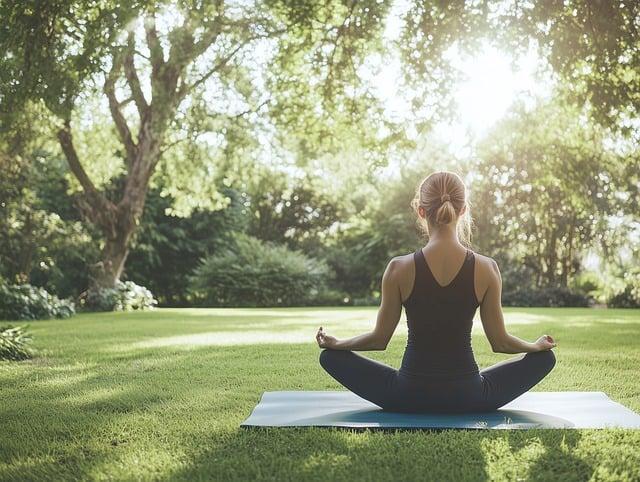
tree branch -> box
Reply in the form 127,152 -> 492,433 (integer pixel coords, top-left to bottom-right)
104,52 -> 138,166
123,31 -> 149,116
183,27 -> 287,97
144,14 -> 165,76
185,0 -> 225,61
324,0 -> 358,101
56,120 -> 116,220
230,98 -> 270,119
185,41 -> 246,95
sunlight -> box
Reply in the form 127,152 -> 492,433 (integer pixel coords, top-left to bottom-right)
126,312 -> 548,349
447,43 -> 544,134
359,7 -> 549,152
370,23 -> 552,181
430,42 -> 548,157
131,330 -> 318,348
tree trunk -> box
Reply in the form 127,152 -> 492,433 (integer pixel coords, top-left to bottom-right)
546,227 -> 557,286
92,233 -> 131,289
89,145 -> 158,290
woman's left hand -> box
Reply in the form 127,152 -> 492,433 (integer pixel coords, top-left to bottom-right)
316,326 -> 338,349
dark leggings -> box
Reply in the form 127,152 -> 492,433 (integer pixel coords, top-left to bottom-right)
319,349 -> 556,413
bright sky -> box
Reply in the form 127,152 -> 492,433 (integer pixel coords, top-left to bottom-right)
370,0 -> 553,164
435,43 -> 548,146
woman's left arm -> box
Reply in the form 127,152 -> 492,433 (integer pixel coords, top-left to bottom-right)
316,258 -> 403,351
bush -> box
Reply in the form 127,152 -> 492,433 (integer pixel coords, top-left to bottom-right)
570,271 -> 604,296
309,288 -> 351,306
353,295 -> 381,306
84,281 -> 158,312
502,286 -> 593,307
607,273 -> 640,308
0,283 -> 75,320
189,232 -> 333,307
0,325 -> 34,360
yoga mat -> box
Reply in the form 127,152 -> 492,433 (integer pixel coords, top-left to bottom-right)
240,391 -> 640,430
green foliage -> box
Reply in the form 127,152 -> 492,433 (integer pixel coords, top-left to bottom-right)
319,144 -> 461,300
472,99 -> 630,289
0,283 -> 75,321
570,270 -> 606,304
399,0 -> 640,130
266,0 -> 402,161
0,0 -> 139,122
308,288 -> 350,307
0,325 -> 33,361
189,232 -> 333,307
1,0 -> 639,308
607,271 -> 640,308
502,286 -> 593,308
0,148 -> 97,297
84,281 -> 157,312
125,186 -> 247,306
243,167 -> 343,251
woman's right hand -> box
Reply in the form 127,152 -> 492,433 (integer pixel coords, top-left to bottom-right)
534,334 -> 556,351
316,326 -> 338,349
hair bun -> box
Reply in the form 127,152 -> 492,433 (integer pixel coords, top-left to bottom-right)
440,193 -> 450,203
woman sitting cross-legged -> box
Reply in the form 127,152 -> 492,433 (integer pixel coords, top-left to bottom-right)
316,170 -> 556,413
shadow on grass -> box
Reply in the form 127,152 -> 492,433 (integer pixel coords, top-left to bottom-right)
164,426 -> 592,481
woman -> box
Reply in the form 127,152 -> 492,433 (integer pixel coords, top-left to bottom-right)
315,171 -> 556,413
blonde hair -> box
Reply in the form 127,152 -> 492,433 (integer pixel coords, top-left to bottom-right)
410,171 -> 473,247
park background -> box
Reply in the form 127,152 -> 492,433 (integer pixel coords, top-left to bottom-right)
1,1 -> 639,481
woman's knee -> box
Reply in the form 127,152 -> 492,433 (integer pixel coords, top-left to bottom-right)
319,348 -> 331,368
529,349 -> 556,373
319,348 -> 343,371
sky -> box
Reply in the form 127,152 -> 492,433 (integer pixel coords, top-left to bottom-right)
370,0 -> 554,170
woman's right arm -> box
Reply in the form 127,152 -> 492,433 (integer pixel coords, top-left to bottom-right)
479,258 -> 556,354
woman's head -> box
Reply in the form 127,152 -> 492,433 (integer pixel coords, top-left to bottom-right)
410,171 -> 473,246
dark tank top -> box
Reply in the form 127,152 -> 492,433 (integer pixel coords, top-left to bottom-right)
400,247 -> 480,379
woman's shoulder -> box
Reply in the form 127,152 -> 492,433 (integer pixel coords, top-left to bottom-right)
388,251 -> 416,271
470,250 -> 500,275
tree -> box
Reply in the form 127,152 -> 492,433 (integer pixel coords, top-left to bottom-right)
3,0 -> 639,294
472,100 -> 630,288
0,0 -> 392,289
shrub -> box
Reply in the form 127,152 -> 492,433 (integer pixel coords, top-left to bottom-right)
189,232 -> 333,307
502,286 -> 593,307
84,281 -> 158,312
353,295 -> 381,306
0,283 -> 75,320
0,325 -> 34,360
570,271 -> 604,297
607,273 -> 640,308
310,288 -> 351,306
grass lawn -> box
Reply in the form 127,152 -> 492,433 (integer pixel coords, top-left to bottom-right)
1,307 -> 640,481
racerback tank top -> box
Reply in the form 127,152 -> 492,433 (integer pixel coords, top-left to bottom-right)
400,247 -> 480,379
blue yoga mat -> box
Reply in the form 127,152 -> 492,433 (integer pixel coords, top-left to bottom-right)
241,391 -> 640,430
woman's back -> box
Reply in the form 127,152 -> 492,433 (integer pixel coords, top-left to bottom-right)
318,170 -> 556,413
400,245 -> 480,379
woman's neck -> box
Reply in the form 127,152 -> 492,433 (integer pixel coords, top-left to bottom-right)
427,224 -> 462,245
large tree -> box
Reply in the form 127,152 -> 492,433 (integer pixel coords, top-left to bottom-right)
472,100 -> 631,288
0,0 -> 394,289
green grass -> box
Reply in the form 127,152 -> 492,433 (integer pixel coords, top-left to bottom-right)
1,307 -> 639,481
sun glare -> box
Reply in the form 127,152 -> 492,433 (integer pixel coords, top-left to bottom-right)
433,42 -> 549,152
369,6 -> 552,180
